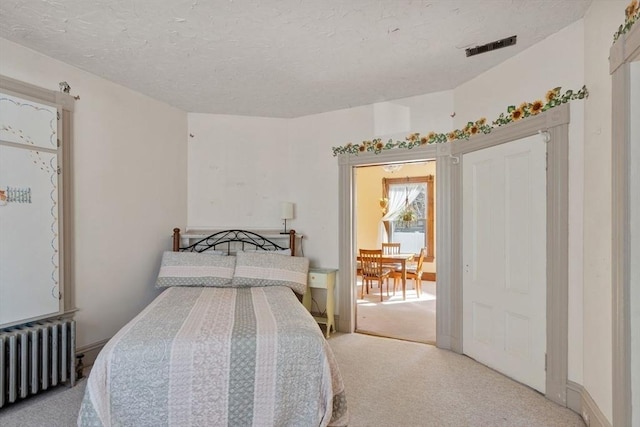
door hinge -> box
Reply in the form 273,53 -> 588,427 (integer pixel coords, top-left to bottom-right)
57,138 -> 61,147
57,166 -> 62,175
545,353 -> 547,371
57,111 -> 60,120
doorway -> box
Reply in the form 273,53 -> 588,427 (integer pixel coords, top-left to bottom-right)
354,161 -> 436,344
336,105 -> 571,405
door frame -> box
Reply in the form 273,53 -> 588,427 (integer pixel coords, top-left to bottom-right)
610,21 -> 640,426
337,103 -> 570,406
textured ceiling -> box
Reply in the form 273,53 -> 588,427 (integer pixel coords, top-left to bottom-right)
0,0 -> 592,118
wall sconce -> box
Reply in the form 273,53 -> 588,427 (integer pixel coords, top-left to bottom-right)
379,197 -> 389,216
280,202 -> 294,234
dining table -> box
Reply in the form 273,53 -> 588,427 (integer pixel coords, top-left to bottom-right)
357,252 -> 415,300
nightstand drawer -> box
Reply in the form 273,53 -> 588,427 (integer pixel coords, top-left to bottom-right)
308,272 -> 329,287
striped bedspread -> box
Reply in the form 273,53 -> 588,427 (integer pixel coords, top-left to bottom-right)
77,286 -> 348,426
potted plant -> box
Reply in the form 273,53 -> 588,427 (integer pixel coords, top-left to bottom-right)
399,207 -> 417,223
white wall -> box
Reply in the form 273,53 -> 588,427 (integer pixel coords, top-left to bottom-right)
374,90 -> 454,140
188,91 -> 453,270
453,19 -> 586,385
187,114 -> 289,229
188,103 -> 374,267
285,105 -> 374,269
0,38 -> 188,349
187,92 -> 452,315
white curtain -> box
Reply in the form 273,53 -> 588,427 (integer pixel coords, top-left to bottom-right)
378,183 -> 422,245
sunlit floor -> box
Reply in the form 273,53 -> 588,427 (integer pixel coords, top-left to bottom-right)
356,279 -> 436,344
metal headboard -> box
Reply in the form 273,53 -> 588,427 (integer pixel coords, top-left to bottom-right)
172,228 -> 296,256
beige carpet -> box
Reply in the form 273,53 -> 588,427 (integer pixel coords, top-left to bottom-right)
357,279 -> 436,344
329,333 -> 585,427
0,334 -> 585,427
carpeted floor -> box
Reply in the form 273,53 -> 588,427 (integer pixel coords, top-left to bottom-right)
0,377 -> 87,426
0,333 -> 585,427
330,333 -> 585,427
357,280 -> 436,344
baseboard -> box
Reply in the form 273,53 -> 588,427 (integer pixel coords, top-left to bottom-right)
338,314 -> 354,334
581,387 -> 612,427
435,333 -> 450,349
566,381 -> 583,414
566,381 -> 611,427
76,338 -> 109,371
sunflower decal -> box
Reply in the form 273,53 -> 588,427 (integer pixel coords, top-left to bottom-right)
614,0 -> 640,42
332,86 -> 589,156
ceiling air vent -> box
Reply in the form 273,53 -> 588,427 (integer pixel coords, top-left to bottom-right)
465,35 -> 517,57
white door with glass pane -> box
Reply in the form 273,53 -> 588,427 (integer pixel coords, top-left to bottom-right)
462,135 -> 546,393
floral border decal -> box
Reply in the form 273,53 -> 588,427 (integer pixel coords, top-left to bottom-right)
614,0 -> 639,42
332,85 -> 588,156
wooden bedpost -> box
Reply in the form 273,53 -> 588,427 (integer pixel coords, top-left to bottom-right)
288,229 -> 296,256
172,228 -> 181,252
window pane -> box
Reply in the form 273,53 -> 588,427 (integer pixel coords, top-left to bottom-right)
391,183 -> 426,254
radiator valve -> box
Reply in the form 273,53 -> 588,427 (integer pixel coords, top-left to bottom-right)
76,354 -> 85,380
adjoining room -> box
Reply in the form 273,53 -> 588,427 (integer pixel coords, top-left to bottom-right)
355,161 -> 437,344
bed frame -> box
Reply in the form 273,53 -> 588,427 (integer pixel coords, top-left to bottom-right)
172,228 -> 297,256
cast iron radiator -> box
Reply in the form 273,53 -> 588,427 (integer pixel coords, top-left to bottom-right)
0,318 -> 76,408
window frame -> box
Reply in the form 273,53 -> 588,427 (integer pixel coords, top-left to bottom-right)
382,175 -> 434,262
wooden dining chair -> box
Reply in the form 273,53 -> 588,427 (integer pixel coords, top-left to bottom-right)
383,242 -> 404,291
394,247 -> 426,297
382,242 -> 401,255
359,249 -> 392,301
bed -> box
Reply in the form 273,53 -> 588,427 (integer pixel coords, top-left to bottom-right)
77,229 -> 348,427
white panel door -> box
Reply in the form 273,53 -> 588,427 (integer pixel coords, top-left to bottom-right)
462,135 -> 546,393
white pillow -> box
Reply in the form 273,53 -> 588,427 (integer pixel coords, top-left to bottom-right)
155,251 -> 236,287
231,251 -> 308,294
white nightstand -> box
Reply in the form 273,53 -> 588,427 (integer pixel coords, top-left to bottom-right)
302,268 -> 337,338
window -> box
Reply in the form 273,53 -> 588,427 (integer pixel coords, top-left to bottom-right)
382,175 -> 434,261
